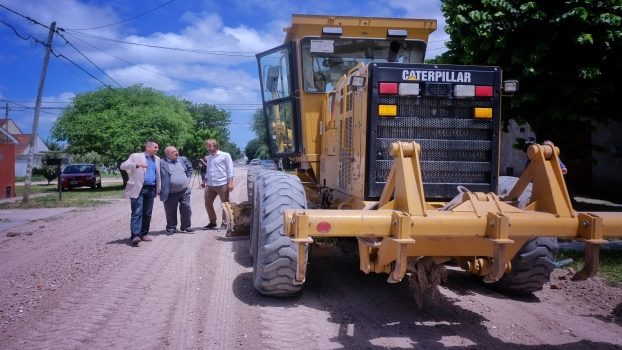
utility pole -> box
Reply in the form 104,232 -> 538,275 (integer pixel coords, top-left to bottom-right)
23,21 -> 56,202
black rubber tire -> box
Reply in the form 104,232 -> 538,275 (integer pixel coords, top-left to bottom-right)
490,237 -> 559,295
252,170 -> 307,296
249,169 -> 269,259
247,166 -> 260,204
489,176 -> 557,294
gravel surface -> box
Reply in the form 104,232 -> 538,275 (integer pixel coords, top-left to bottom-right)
0,168 -> 620,349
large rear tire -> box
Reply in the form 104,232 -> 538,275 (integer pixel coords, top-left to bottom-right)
253,171 -> 308,296
247,166 -> 260,259
487,177 -> 558,294
249,169 -> 274,259
491,237 -> 558,294
247,166 -> 260,204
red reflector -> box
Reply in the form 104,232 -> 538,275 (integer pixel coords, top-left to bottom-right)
475,85 -> 493,97
317,221 -> 332,233
379,82 -> 398,95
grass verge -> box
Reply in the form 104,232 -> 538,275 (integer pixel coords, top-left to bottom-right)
3,184 -> 124,209
558,249 -> 622,285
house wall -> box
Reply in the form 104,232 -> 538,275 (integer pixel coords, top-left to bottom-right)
15,154 -> 47,177
15,136 -> 48,177
499,119 -> 536,177
591,120 -> 622,199
0,143 -> 16,198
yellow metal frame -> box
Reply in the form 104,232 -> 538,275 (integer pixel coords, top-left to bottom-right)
284,142 -> 622,284
286,14 -> 437,180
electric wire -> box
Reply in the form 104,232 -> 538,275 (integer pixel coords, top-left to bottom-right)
0,20 -> 44,44
63,31 -> 260,93
50,49 -> 115,90
0,98 -> 63,116
63,30 -> 256,57
0,4 -> 50,30
66,0 -> 176,31
56,29 -> 123,88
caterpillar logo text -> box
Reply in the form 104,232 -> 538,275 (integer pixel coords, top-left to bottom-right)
402,69 -> 472,83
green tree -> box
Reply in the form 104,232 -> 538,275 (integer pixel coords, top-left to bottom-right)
244,138 -> 264,161
440,0 -> 622,139
181,103 -> 231,161
71,151 -> 104,166
51,85 -> 194,184
440,0 -> 622,189
245,109 -> 269,160
36,151 -> 63,185
35,139 -> 64,185
250,109 -> 268,144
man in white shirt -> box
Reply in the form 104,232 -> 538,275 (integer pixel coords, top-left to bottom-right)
202,139 -> 234,229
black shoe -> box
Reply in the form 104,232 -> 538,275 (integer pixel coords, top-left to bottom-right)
131,236 -> 141,245
220,224 -> 227,230
181,227 -> 195,232
166,229 -> 176,236
204,223 -> 217,229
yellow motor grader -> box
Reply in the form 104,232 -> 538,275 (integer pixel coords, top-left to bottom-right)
239,14 -> 622,297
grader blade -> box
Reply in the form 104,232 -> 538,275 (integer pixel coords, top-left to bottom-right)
222,201 -> 252,237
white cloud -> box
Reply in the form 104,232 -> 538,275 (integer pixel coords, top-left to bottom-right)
183,86 -> 258,106
107,65 -> 179,92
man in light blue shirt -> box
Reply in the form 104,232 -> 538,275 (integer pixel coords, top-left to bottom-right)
119,141 -> 161,245
202,139 -> 234,229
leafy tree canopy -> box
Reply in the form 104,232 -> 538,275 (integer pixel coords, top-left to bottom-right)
181,102 -> 232,162
51,85 -> 194,167
245,109 -> 270,160
440,0 -> 622,138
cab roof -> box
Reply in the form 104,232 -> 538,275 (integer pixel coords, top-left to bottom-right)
284,14 -> 437,43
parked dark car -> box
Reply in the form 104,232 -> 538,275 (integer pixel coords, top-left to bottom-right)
61,164 -> 102,190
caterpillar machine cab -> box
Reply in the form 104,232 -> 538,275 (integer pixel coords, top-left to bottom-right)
240,14 -> 622,297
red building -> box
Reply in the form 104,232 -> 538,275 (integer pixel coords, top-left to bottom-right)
0,124 -> 18,199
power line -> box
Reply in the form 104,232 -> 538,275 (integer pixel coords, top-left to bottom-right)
66,0 -> 176,31
56,29 -> 123,88
50,50 -> 115,90
63,30 -> 256,57
2,99 -> 261,107
0,100 -> 69,103
0,5 -> 117,90
0,98 -> 61,116
0,4 -> 50,30
64,31 -> 261,93
0,19 -> 44,44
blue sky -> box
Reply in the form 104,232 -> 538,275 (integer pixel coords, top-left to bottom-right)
0,0 -> 448,150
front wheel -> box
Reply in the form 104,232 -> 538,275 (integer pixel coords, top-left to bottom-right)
253,170 -> 308,296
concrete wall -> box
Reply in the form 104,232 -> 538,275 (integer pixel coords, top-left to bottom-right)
591,120 -> 622,199
499,119 -> 535,177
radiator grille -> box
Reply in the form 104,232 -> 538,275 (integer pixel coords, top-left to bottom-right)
373,96 -> 493,187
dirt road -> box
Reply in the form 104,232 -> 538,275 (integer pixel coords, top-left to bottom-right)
0,167 -> 620,349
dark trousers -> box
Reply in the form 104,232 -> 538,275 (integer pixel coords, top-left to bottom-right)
164,188 -> 192,230
130,185 -> 156,238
